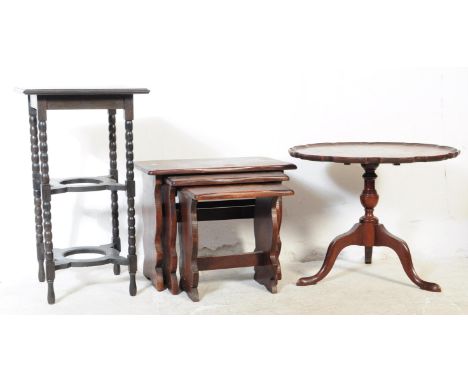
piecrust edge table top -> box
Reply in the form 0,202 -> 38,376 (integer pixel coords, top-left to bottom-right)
289,142 -> 460,164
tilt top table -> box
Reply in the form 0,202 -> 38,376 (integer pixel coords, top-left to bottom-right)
289,142 -> 460,292
25,88 -> 149,304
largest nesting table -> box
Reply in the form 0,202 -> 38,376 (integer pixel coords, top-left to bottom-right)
136,157 -> 296,295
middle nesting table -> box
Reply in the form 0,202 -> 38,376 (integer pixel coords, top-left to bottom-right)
136,157 -> 297,295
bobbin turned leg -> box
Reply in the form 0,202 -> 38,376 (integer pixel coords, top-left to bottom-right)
124,100 -> 137,296
253,197 -> 281,293
178,192 -> 199,302
28,104 -> 45,282
38,108 -> 55,304
108,109 -> 121,276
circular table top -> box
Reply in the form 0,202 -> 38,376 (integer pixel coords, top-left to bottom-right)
289,142 -> 460,164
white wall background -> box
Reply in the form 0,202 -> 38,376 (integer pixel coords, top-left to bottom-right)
1,0 -> 468,282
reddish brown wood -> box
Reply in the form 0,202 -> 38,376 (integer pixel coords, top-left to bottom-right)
135,157 -> 297,176
289,142 -> 460,164
297,223 -> 363,286
142,176 -> 165,291
253,197 -> 281,293
178,192 -> 200,302
182,183 -> 294,201
165,171 -> 289,187
162,183 -> 179,294
137,158 -> 297,294
297,163 -> 442,292
178,184 -> 293,301
275,197 -> 283,280
197,251 -> 264,271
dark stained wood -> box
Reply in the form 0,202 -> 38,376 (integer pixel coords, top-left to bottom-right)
178,183 -> 293,301
138,159 -> 296,295
54,244 -> 128,270
162,183 -> 180,294
23,88 -> 150,95
182,183 -> 294,201
28,104 -> 45,282
365,246 -> 372,264
37,114 -> 56,304
197,251 -> 265,271
49,176 -> 126,194
26,89 -> 148,304
141,176 -> 163,289
289,142 -> 460,164
108,109 -> 121,276
253,197 -> 281,293
197,203 -> 255,221
165,171 -> 289,187
296,163 -> 443,292
44,97 -> 125,110
178,192 -> 200,302
135,157 -> 297,176
125,116 -> 137,297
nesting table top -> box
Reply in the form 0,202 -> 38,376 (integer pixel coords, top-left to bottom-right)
135,157 -> 297,176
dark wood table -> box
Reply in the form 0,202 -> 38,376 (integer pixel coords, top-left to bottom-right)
135,157 -> 296,294
289,142 -> 460,292
25,88 -> 149,304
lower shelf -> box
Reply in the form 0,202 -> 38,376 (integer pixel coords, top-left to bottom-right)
50,176 -> 126,194
54,243 -> 128,270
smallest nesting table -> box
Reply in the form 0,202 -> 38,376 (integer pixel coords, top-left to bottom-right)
289,142 -> 459,292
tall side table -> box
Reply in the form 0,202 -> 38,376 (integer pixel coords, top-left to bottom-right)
25,88 -> 149,304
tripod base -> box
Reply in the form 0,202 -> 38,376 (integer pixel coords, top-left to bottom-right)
297,222 -> 441,292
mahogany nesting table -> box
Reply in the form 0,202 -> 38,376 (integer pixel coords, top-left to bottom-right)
289,142 -> 460,292
136,157 -> 296,299
25,88 -> 149,304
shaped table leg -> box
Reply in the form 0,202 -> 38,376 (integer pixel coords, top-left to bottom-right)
38,107 -> 55,304
178,192 -> 199,302
297,223 -> 363,286
162,184 -> 180,294
375,224 -> 441,292
253,197 -> 281,293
